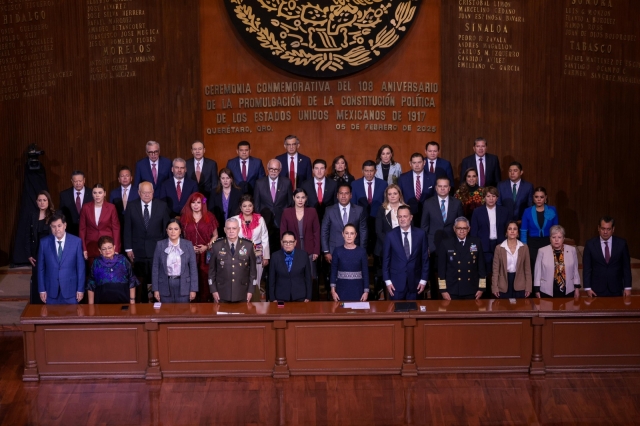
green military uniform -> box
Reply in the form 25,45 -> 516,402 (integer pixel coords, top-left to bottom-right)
437,236 -> 487,300
208,237 -> 257,302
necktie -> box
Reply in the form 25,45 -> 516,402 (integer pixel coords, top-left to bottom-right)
271,180 -> 276,202
441,199 -> 446,221
230,243 -> 235,256
122,188 -> 128,210
512,183 -> 517,202
415,175 -> 421,200
151,163 -> 158,184
478,158 -> 485,187
342,207 -> 348,225
604,241 -> 610,263
290,156 -> 296,190
143,204 -> 150,228
176,180 -> 182,201
75,192 -> 81,213
460,240 -> 465,247
57,240 -> 63,262
367,181 -> 373,204
196,161 -> 201,182
403,232 -> 410,259
430,161 -> 434,174
241,160 -> 247,181
317,182 -> 323,203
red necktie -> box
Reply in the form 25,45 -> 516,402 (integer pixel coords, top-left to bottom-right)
430,161 -> 434,174
75,192 -> 81,213
415,175 -> 421,200
241,160 -> 247,181
367,181 -> 373,204
290,156 -> 296,190
317,182 -> 323,203
151,163 -> 158,184
478,158 -> 485,187
176,181 -> 182,201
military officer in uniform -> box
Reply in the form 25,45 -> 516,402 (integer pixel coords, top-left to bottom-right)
208,218 -> 257,303
438,217 -> 487,300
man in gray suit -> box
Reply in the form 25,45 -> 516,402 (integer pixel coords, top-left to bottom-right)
208,219 -> 257,303
321,182 -> 367,263
421,177 -> 464,299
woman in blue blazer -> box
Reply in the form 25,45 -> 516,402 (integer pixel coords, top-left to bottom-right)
520,187 -> 558,277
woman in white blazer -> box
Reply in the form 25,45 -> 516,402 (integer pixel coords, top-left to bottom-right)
534,225 -> 581,299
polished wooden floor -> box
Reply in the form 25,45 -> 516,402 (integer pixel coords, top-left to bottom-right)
2,332 -> 640,425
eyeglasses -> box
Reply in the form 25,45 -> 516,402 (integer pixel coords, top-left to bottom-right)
147,150 -> 159,155
454,227 -> 469,231
268,168 -> 281,172
282,240 -> 296,245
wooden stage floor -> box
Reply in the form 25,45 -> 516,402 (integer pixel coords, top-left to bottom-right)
2,332 -> 639,425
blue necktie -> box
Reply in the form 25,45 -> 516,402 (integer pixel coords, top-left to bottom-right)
441,199 -> 446,222
57,241 -> 63,262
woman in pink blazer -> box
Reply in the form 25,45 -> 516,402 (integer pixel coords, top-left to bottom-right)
533,225 -> 580,299
80,183 -> 121,265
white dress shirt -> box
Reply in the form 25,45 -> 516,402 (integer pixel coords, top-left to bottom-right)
487,205 -> 497,240
364,177 -> 376,196
55,233 -> 67,251
94,206 -> 102,225
501,239 -> 523,273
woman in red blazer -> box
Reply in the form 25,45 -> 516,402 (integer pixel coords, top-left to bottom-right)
280,188 -> 320,277
80,184 -> 121,265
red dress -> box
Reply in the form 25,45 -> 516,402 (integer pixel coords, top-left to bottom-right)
181,212 -> 218,302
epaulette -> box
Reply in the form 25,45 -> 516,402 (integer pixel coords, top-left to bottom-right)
239,237 -> 253,243
214,237 -> 224,242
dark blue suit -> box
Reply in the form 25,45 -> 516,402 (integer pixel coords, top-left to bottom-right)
276,152 -> 312,188
425,157 -> 455,189
156,177 -> 198,217
470,205 -> 510,273
37,234 -> 85,304
460,154 -> 501,188
397,171 -> 435,227
497,179 -> 533,221
351,177 -> 388,218
133,156 -> 172,191
382,226 -> 429,300
583,236 -> 632,296
226,156 -> 266,194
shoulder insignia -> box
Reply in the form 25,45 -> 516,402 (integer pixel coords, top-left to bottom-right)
214,237 -> 224,242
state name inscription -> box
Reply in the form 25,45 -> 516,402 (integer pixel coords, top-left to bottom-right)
202,80 -> 440,135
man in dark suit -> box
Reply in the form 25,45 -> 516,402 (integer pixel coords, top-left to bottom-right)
269,232 -> 313,302
225,140 -> 266,194
421,177 -> 464,299
459,137 -> 501,188
124,181 -> 170,302
424,141 -> 455,189
109,166 -> 139,225
438,217 -> 487,300
276,135 -> 312,191
133,140 -> 173,190
382,205 -> 428,300
497,161 -> 533,221
59,170 -> 92,236
209,218 -> 257,303
583,216 -> 633,297
321,183 -> 367,261
254,159 -> 293,243
156,158 -> 198,217
37,213 -> 85,304
300,159 -> 337,223
397,153 -> 435,227
351,160 -> 388,249
186,140 -> 218,199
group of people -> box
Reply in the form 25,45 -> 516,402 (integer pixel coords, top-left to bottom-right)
30,136 -> 633,305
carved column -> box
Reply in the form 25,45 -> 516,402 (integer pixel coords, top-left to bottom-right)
272,320 -> 289,378
145,322 -> 162,380
402,318 -> 418,376
530,316 -> 546,375
21,324 -> 39,382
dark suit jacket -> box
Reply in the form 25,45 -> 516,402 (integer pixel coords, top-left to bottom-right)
59,187 -> 93,235
276,152 -> 312,188
425,157 -> 455,189
300,178 -> 337,223
186,157 -> 218,198
375,207 -> 394,257
421,196 -> 464,253
382,226 -> 429,295
470,205 -> 510,260
225,156 -> 266,194
79,201 -> 121,258
123,198 -> 170,259
496,179 -> 534,221
397,171 -> 435,227
133,156 -> 172,190
321,203 -> 367,253
269,249 -> 313,301
460,153 -> 501,187
351,177 -> 388,218
151,238 -> 198,297
280,207 -> 321,256
208,187 -> 243,237
156,177 -> 199,217
438,236 -> 486,297
37,233 -> 85,300
582,236 -> 632,296
253,176 -> 292,228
